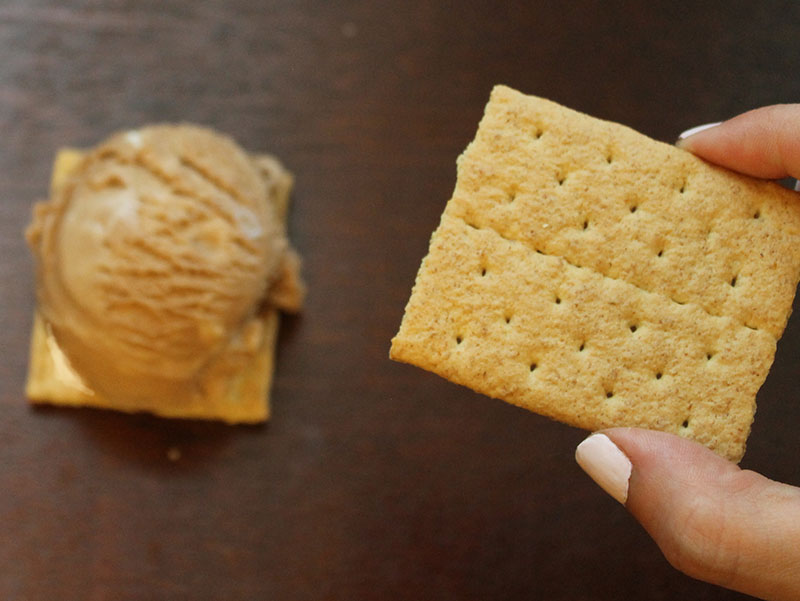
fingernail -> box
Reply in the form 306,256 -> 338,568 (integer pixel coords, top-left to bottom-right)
575,433 -> 632,504
676,122 -> 722,146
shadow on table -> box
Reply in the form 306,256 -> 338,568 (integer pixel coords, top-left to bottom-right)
30,403 -> 267,472
25,312 -> 304,472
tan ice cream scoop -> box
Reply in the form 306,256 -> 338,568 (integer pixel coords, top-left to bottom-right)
26,124 -> 304,418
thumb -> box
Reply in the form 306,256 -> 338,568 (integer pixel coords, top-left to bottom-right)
575,429 -> 800,601
676,104 -> 800,180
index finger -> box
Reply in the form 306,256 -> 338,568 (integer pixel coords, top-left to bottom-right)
677,104 -> 800,181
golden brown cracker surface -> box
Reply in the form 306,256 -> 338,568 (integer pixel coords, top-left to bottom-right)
391,85 -> 800,462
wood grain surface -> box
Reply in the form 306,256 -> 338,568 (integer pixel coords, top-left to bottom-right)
2,2 -> 799,599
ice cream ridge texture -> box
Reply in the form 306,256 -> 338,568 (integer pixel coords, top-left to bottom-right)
26,124 -> 304,422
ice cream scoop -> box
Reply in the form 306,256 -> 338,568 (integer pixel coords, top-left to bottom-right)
26,124 -> 304,411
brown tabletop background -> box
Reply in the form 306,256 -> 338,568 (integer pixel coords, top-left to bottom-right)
2,2 -> 800,599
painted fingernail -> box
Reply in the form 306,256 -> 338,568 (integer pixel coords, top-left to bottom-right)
676,122 -> 722,145
575,433 -> 632,504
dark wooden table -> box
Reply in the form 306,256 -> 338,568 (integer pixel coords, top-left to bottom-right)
2,2 -> 799,599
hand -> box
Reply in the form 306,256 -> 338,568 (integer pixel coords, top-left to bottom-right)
675,104 -> 800,180
575,105 -> 800,601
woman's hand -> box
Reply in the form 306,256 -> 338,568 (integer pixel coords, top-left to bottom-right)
575,105 -> 800,601
676,104 -> 800,180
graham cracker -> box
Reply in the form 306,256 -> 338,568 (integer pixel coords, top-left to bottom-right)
391,85 -> 800,462
26,148 -> 292,423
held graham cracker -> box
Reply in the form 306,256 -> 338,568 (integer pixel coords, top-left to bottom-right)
391,85 -> 800,462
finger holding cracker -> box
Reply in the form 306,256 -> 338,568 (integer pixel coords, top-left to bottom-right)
576,429 -> 800,601
677,104 -> 800,180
